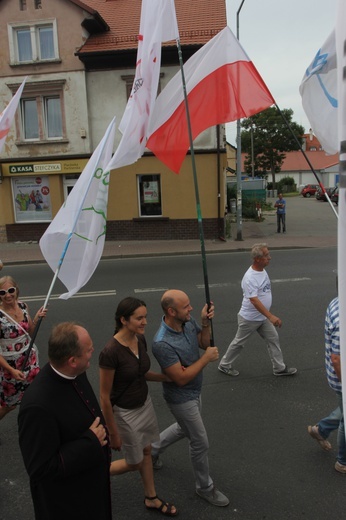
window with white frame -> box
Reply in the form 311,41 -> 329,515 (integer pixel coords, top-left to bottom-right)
137,174 -> 162,217
8,20 -> 59,65
10,80 -> 66,142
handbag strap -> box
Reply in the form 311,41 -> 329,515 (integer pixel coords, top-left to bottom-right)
0,305 -> 30,338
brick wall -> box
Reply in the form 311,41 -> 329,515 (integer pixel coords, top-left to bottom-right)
5,218 -> 222,243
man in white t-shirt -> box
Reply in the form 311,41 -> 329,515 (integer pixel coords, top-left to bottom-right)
218,243 -> 297,377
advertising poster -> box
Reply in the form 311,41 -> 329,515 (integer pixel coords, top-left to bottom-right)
143,181 -> 159,203
12,176 -> 52,222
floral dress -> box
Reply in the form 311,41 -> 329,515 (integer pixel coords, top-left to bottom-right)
0,302 -> 40,407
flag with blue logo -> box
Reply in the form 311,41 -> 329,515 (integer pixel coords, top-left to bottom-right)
299,31 -> 338,154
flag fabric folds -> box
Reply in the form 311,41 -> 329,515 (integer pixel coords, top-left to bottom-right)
105,0 -> 179,171
146,26 -> 275,174
336,0 -> 346,438
300,30 -> 338,155
39,118 -> 116,300
0,77 -> 27,154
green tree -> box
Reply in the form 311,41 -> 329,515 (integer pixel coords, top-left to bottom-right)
240,107 -> 305,188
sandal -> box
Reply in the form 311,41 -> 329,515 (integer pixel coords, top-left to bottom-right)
144,495 -> 178,517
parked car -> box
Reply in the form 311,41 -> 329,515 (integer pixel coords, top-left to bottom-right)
331,186 -> 339,205
301,184 -> 319,198
315,186 -> 336,201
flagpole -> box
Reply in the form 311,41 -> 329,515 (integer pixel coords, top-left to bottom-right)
275,104 -> 338,219
176,38 -> 214,346
22,118 -> 116,369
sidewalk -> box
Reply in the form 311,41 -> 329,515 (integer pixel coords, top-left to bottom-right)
0,196 -> 337,265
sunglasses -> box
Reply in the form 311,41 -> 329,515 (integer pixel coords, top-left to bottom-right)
0,287 -> 16,296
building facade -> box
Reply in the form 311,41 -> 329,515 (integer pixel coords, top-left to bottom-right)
0,0 -> 227,243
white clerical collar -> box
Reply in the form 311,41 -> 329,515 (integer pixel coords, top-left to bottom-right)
50,363 -> 76,380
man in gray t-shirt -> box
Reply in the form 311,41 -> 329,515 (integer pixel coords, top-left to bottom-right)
151,289 -> 229,508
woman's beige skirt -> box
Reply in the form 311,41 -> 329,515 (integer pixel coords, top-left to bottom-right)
113,395 -> 160,465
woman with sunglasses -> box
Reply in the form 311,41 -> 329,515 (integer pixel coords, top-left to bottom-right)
99,297 -> 178,517
0,276 -> 47,421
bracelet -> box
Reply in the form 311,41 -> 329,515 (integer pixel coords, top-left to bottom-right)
202,323 -> 210,328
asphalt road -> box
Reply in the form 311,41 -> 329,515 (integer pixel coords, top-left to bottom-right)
0,248 -> 342,520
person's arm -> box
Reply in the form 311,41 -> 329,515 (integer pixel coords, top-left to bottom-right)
198,302 -> 214,349
163,346 -> 219,387
27,304 -> 48,336
249,297 -> 282,327
0,354 -> 25,380
331,354 -> 341,381
145,370 -> 170,382
99,367 -> 121,450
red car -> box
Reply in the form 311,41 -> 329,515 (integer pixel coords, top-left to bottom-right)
301,184 -> 319,198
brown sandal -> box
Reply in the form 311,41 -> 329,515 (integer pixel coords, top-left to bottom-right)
144,495 -> 178,517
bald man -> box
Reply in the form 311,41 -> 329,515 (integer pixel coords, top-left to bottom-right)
151,290 -> 229,507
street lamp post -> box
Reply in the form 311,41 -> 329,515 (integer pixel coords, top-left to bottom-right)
235,0 -> 246,241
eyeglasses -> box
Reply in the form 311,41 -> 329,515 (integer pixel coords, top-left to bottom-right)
0,287 -> 16,296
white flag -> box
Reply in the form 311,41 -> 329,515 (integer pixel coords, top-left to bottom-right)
336,0 -> 346,437
105,0 -> 179,171
0,77 -> 27,154
39,118 -> 116,299
300,31 -> 338,154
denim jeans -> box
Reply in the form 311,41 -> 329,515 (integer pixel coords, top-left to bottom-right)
151,396 -> 213,491
335,392 -> 346,465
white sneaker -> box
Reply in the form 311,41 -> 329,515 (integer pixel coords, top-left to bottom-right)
218,365 -> 239,377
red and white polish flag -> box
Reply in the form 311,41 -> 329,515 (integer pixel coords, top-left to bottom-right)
146,26 -> 275,174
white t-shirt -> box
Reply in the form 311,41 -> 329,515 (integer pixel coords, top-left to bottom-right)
239,266 -> 272,321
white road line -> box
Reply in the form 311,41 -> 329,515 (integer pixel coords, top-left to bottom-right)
134,287 -> 168,293
197,277 -> 311,289
271,277 -> 311,283
24,290 -> 117,302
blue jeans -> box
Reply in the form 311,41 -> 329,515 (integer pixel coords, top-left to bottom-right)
318,406 -> 342,440
151,396 -> 213,491
335,392 -> 346,465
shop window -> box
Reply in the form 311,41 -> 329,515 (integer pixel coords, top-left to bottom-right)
8,20 -> 59,65
138,174 -> 162,217
12,80 -> 66,143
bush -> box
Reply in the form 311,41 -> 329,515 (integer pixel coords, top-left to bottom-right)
277,176 -> 296,193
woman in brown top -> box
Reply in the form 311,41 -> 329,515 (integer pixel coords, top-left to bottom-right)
99,297 -> 177,517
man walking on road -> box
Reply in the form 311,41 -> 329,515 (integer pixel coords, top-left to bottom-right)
218,243 -> 297,377
151,289 -> 229,507
308,296 -> 346,473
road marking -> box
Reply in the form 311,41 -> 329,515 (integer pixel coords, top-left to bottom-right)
134,287 -> 168,293
197,277 -> 311,289
271,277 -> 311,283
197,283 -> 237,289
24,290 -> 117,302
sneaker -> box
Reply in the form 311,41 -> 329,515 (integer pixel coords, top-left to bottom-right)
335,461 -> 346,474
196,486 -> 229,507
151,455 -> 163,470
308,425 -> 332,451
218,365 -> 239,377
273,366 -> 297,376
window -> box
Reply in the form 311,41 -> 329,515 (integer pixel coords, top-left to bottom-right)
122,73 -> 164,100
8,20 -> 59,64
9,79 -> 66,143
137,174 -> 162,217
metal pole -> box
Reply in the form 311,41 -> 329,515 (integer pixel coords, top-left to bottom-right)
235,0 -> 246,240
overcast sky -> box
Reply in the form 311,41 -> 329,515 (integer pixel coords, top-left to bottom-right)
225,0 -> 338,144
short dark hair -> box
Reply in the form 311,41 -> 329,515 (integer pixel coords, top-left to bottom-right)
114,297 -> 146,332
48,322 -> 82,367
